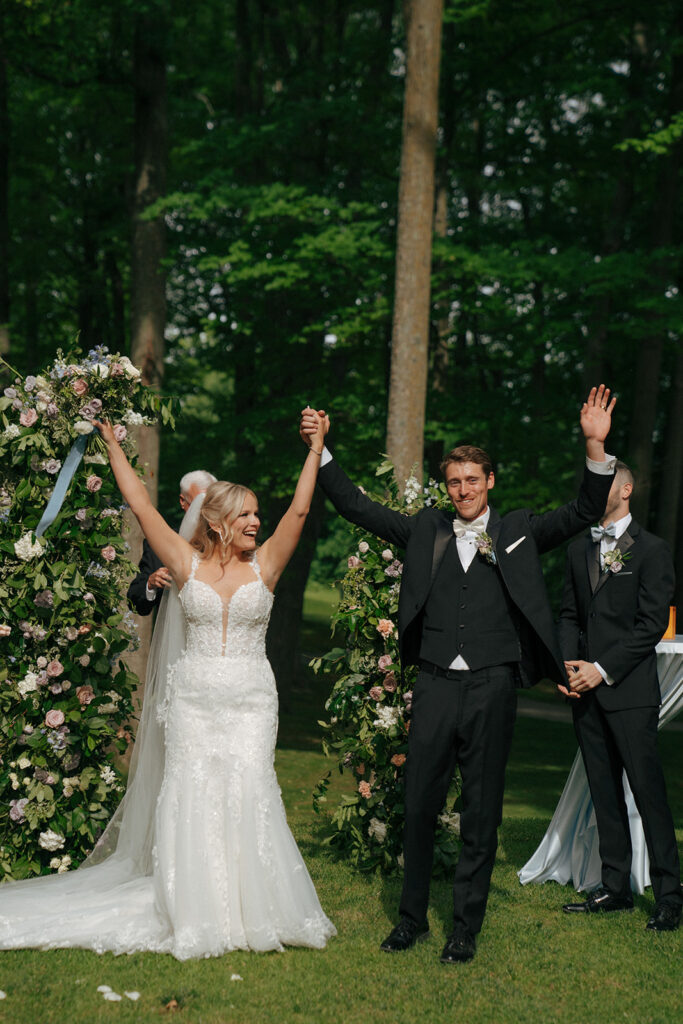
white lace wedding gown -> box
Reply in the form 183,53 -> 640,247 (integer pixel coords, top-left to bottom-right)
0,554 -> 335,959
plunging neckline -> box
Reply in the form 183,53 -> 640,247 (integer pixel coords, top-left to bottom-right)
184,557 -> 265,656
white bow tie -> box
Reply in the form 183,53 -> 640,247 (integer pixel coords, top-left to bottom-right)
453,518 -> 486,539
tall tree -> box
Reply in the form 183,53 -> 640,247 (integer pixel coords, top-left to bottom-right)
386,0 -> 444,488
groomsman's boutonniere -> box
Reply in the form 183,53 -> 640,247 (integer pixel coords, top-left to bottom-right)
476,532 -> 497,565
603,548 -> 631,574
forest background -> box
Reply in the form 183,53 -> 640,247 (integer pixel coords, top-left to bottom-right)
2,0 -> 682,706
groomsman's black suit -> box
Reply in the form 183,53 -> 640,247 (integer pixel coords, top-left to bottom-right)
318,456 -> 613,936
558,523 -> 682,907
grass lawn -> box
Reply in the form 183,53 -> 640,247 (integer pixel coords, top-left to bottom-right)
0,589 -> 680,1024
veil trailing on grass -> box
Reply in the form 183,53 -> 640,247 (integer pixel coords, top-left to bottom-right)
0,495 -> 205,953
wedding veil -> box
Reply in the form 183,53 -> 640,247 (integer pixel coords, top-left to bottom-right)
83,492 -> 204,872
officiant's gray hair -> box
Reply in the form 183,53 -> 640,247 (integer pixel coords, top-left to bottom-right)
180,469 -> 217,498
190,480 -> 257,563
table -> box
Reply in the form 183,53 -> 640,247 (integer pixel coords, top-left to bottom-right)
518,638 -> 683,894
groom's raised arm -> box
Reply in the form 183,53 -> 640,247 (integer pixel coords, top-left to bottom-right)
300,408 -> 413,550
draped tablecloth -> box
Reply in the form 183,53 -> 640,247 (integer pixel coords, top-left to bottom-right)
518,639 -> 683,893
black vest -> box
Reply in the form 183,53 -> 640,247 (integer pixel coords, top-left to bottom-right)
419,536 -> 522,670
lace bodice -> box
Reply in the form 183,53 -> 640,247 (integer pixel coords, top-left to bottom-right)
179,553 -> 274,659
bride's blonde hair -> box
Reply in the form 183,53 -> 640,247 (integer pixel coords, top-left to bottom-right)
190,481 -> 257,563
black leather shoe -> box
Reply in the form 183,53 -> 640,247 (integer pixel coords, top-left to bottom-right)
646,902 -> 681,932
380,917 -> 430,953
440,927 -> 476,964
562,888 -> 634,914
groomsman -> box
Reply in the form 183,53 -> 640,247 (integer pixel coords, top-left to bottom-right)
559,462 -> 682,930
301,386 -> 616,963
127,469 -> 216,615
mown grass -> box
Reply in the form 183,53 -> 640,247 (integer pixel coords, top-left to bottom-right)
0,590 -> 680,1024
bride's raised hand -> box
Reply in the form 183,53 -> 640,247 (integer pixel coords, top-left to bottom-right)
92,418 -> 116,446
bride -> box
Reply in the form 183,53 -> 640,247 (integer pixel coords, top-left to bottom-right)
0,416 -> 335,959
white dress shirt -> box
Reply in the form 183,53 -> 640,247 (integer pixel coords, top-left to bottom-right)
594,511 -> 632,686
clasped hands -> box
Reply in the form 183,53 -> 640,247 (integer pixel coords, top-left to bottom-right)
300,406 -> 329,448
558,660 -> 603,699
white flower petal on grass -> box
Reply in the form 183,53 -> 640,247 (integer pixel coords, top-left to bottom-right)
96,985 -> 112,993
124,992 -> 141,1001
230,974 -> 243,982
0,990 -> 6,999
103,992 -> 122,1001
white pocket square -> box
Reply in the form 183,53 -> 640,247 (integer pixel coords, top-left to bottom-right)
505,536 -> 526,555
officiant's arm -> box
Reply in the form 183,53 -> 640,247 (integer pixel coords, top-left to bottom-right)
257,413 -> 326,591
94,420 -> 192,581
299,407 -> 412,550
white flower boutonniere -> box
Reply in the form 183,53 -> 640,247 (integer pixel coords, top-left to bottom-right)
476,531 -> 497,565
603,547 -> 631,573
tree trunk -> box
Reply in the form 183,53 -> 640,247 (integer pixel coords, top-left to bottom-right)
386,0 -> 444,490
126,10 -> 168,717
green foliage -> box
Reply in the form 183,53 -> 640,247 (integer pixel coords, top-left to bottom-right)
0,347 -> 172,879
312,464 -> 461,874
616,111 -> 683,155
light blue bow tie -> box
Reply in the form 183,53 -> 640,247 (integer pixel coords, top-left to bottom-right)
453,518 -> 486,539
591,523 -> 617,543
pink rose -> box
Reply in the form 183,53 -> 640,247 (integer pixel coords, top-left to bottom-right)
109,362 -> 124,378
347,555 -> 362,569
71,378 -> 88,396
45,709 -> 65,728
78,624 -> 91,635
376,619 -> 395,639
0,624 -> 10,637
358,781 -> 372,799
383,672 -> 397,692
112,424 -> 127,442
381,549 -> 393,561
100,545 -> 116,562
79,654 -> 90,667
378,655 -> 392,671
391,753 -> 407,767
358,541 -> 369,554
86,475 -> 102,492
46,660 -> 64,677
20,408 -> 38,427
609,561 -> 622,574
76,684 -> 95,706
83,592 -> 95,602
369,686 -> 383,701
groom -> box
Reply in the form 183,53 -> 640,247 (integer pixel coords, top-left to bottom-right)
301,386 -> 616,964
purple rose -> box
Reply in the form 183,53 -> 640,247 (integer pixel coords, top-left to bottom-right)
34,590 -> 54,608
9,798 -> 28,822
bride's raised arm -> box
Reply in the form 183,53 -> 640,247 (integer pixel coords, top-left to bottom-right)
93,419 -> 193,583
257,411 -> 326,590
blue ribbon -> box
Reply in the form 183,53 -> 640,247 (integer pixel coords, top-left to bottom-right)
35,434 -> 90,538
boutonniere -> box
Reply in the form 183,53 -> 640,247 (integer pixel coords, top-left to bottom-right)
603,547 -> 631,574
476,532 -> 497,565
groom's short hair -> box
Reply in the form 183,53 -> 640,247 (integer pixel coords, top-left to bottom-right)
615,460 -> 634,489
440,445 -> 494,479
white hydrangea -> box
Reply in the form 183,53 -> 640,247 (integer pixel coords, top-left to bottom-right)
14,533 -> 44,560
38,829 -> 65,852
18,671 -> 39,696
3,423 -> 20,439
122,409 -> 145,426
372,706 -> 400,731
100,766 -> 116,785
404,474 -> 422,505
62,777 -> 80,797
368,818 -> 387,843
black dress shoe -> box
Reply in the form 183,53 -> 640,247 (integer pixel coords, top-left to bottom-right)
380,917 -> 430,953
440,927 -> 476,964
562,888 -> 634,914
646,902 -> 681,932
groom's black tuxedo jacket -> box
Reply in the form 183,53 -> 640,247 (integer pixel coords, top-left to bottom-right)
558,521 -> 674,710
319,458 -> 613,688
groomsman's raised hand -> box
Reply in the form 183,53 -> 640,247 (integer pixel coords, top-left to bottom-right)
580,385 -> 616,461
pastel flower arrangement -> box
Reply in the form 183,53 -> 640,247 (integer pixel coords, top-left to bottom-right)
312,460 -> 462,874
0,347 -> 173,880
